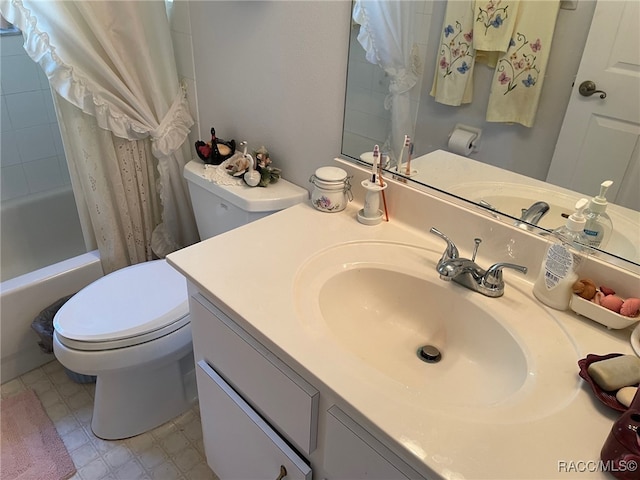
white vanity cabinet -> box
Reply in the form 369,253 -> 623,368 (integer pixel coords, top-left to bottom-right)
323,406 -> 424,479
196,360 -> 312,479
189,293 -> 317,479
189,290 -> 427,480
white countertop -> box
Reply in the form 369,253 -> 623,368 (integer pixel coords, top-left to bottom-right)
168,200 -> 636,480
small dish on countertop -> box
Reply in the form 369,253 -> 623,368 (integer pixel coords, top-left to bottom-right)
570,294 -> 640,330
578,353 -> 630,412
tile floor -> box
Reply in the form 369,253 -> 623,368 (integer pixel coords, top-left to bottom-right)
1,360 -> 218,480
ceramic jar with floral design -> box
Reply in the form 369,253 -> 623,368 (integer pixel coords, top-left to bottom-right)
309,166 -> 352,213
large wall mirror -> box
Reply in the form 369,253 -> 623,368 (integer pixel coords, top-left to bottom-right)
341,0 -> 639,272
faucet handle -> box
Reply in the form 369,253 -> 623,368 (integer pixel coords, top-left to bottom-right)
429,227 -> 459,261
471,238 -> 482,262
482,262 -> 528,289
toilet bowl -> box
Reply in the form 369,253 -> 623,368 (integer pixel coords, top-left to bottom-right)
53,159 -> 308,439
53,259 -> 195,440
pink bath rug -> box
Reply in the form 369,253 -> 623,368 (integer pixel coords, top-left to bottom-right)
1,389 -> 76,480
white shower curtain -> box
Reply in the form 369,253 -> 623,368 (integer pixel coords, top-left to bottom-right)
54,95 -> 163,272
0,0 -> 198,272
353,0 -> 421,162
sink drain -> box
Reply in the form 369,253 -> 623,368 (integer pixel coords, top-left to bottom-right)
417,345 -> 442,363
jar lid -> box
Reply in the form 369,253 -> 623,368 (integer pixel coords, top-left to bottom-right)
314,166 -> 347,182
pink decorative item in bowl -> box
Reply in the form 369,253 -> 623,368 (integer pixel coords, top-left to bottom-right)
571,295 -> 640,330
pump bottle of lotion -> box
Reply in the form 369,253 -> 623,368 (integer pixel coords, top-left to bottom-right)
533,198 -> 591,310
583,180 -> 614,249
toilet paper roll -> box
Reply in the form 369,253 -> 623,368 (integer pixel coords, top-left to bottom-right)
448,129 -> 477,156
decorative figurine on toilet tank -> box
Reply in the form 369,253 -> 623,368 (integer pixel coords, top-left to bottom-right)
253,146 -> 281,187
224,144 -> 281,188
195,127 -> 236,165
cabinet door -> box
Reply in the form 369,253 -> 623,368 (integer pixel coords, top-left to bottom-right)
190,293 -> 319,454
324,406 -> 425,480
196,360 -> 312,480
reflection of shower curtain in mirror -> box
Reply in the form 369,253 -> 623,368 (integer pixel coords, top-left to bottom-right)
352,0 -> 420,162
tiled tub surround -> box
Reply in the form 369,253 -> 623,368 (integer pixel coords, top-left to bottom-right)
0,186 -> 86,281
0,34 -> 70,202
168,159 -> 638,479
0,32 -> 86,281
1,360 -> 217,480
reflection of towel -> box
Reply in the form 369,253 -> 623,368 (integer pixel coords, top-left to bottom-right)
431,0 -> 560,128
486,1 -> 560,126
473,1 -> 520,53
429,1 -> 475,106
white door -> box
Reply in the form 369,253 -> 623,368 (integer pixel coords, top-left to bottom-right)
547,1 -> 639,211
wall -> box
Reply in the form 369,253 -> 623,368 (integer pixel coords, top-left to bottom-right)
175,0 -> 596,193
165,0 -> 200,154
0,33 -> 71,201
184,0 -> 351,190
1,187 -> 86,281
1,31 -> 86,281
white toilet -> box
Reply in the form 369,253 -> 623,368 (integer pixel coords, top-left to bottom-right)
53,159 -> 308,439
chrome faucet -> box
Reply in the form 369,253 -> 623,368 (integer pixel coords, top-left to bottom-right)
429,227 -> 528,298
517,201 -> 550,226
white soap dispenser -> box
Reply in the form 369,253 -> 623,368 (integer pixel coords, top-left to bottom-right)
533,198 -> 591,310
583,180 -> 614,249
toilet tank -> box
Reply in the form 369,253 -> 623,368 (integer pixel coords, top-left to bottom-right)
183,160 -> 308,240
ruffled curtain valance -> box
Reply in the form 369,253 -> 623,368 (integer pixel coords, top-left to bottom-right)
2,0 -> 193,156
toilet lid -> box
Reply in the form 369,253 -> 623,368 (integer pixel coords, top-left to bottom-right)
54,260 -> 189,350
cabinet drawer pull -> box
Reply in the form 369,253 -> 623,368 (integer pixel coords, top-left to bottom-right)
276,465 -> 287,480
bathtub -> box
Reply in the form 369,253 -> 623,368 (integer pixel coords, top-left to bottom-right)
1,186 -> 88,282
0,186 -> 106,381
0,251 -> 104,382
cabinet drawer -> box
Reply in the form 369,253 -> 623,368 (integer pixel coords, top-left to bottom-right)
190,294 -> 319,454
325,406 -> 425,480
196,361 -> 312,480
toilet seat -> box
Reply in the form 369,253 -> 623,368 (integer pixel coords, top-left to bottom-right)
54,260 -> 189,351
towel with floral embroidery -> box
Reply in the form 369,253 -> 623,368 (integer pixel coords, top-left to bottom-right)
486,0 -> 560,126
429,1 -> 476,106
473,0 -> 519,53
431,0 -> 560,127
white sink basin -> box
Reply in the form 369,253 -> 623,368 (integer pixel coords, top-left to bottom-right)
319,266 -> 528,405
294,241 -> 580,423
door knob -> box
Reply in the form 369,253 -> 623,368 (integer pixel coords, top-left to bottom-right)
578,80 -> 607,99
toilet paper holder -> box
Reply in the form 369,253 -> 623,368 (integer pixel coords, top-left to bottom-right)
449,123 -> 482,153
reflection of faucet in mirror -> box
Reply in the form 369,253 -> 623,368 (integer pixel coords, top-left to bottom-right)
342,0 -> 639,271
